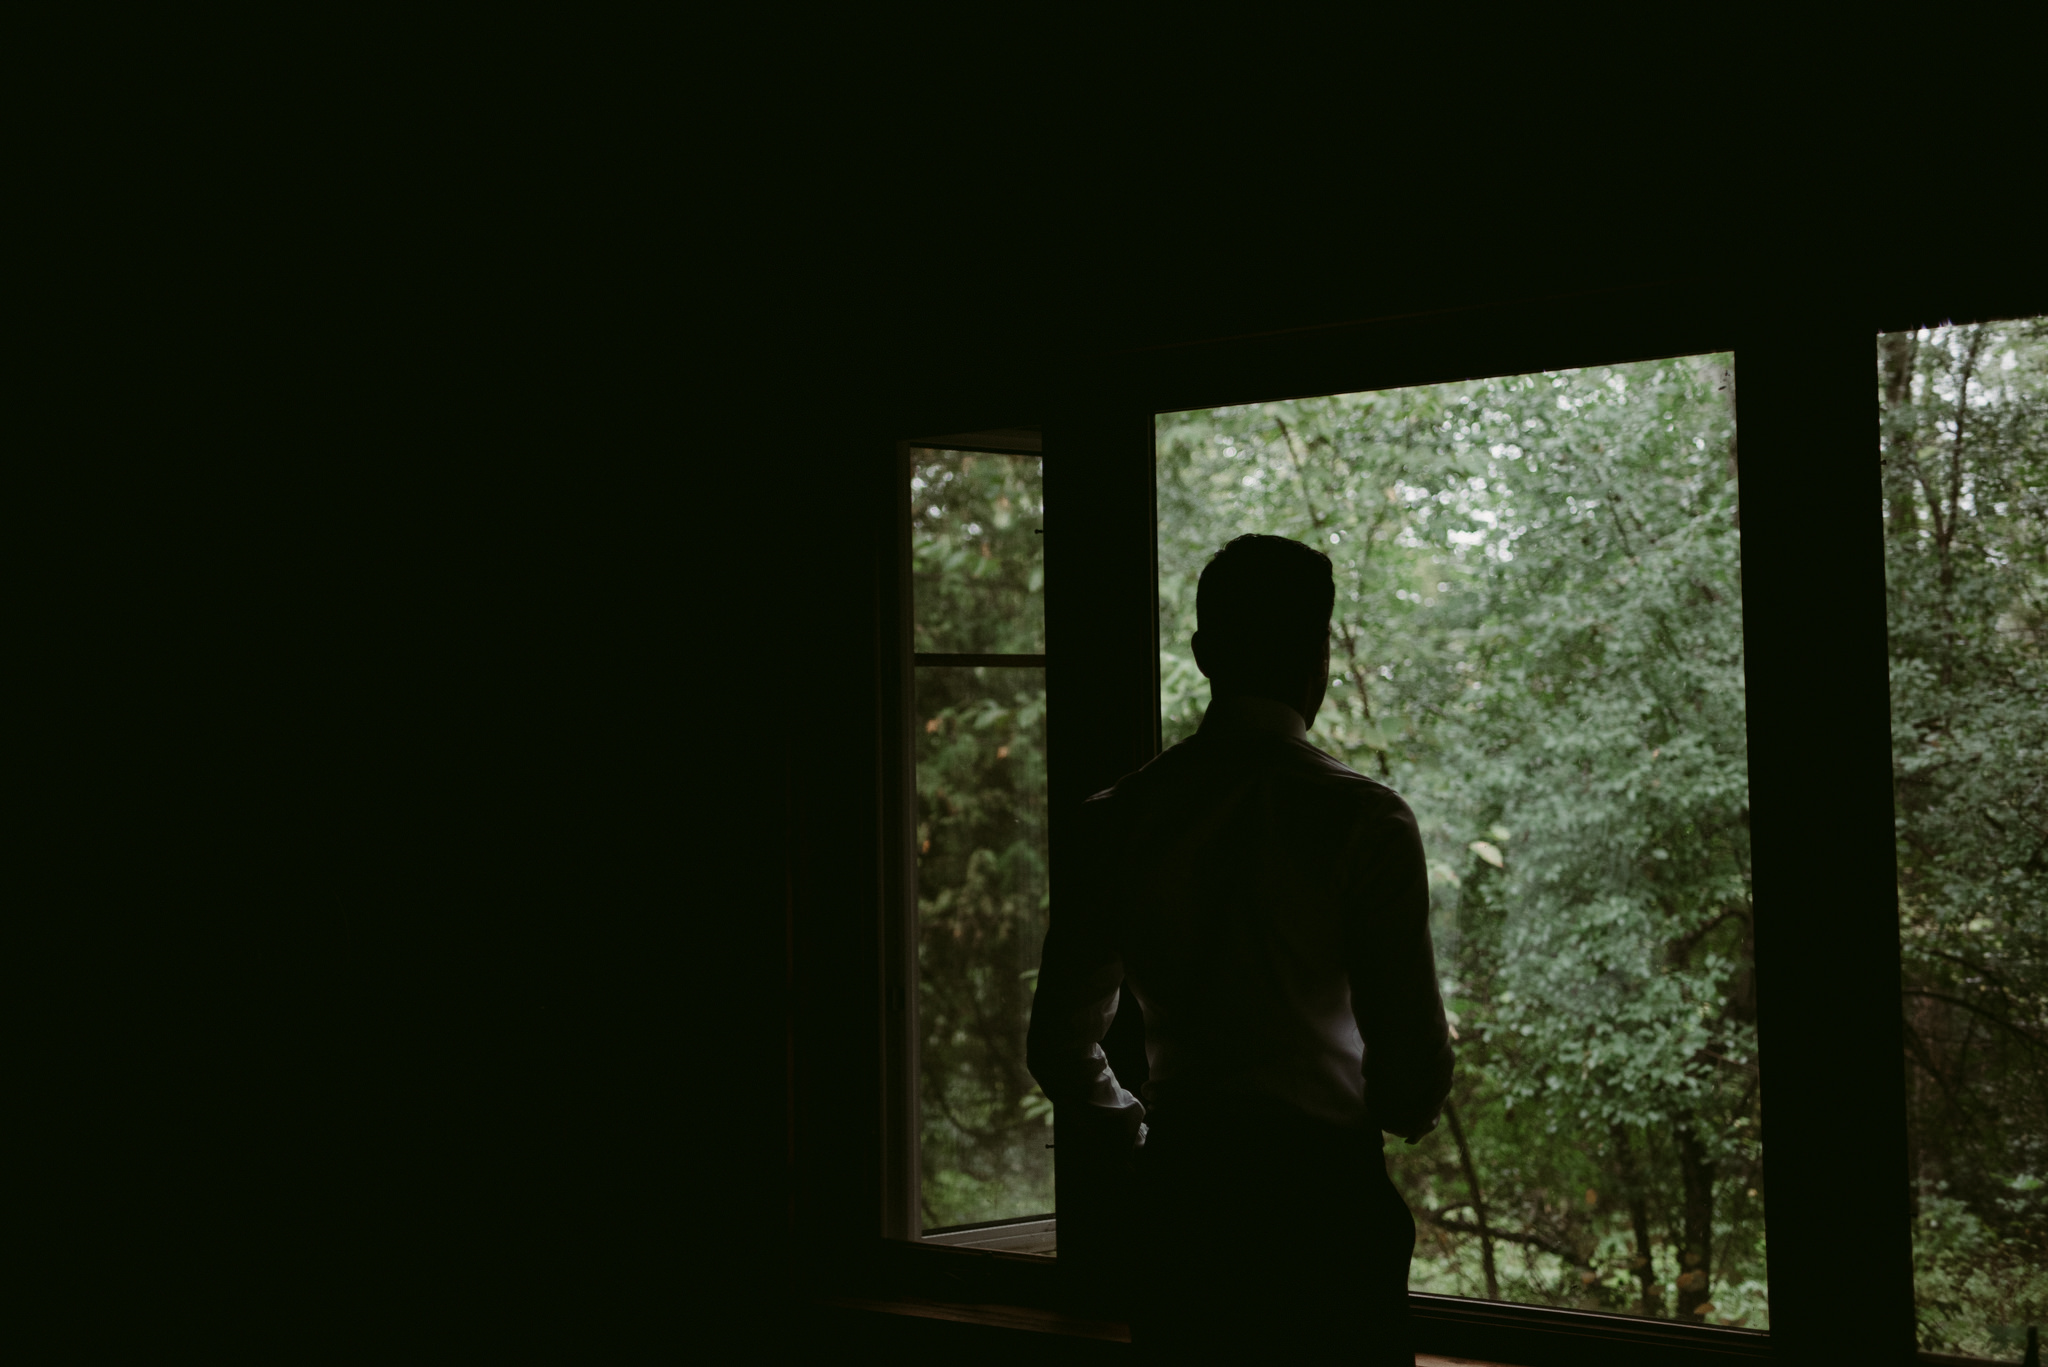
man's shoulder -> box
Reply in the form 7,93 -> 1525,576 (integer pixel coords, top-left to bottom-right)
1081,736 -> 1202,810
1085,732 -> 1411,819
1275,737 -> 1412,815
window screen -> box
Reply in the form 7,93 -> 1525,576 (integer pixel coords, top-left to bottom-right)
1879,320 -> 2047,1363
1156,355 -> 1767,1325
908,447 -> 1054,1239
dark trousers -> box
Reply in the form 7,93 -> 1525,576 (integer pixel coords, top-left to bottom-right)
1131,1103 -> 1416,1364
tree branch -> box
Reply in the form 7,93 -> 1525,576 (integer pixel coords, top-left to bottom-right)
1665,906 -> 1750,966
1443,1100 -> 1499,1299
1272,416 -> 1328,530
1902,989 -> 2047,1052
1427,1213 -> 1589,1269
1910,946 -> 2016,989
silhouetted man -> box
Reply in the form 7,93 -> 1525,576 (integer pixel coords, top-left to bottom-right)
1028,534 -> 1453,1362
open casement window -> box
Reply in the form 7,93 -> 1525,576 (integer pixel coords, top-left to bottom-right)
883,429 -> 1057,1253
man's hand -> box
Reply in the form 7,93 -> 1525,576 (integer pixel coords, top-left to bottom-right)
1397,1113 -> 1440,1145
1058,1099 -> 1149,1151
1367,1095 -> 1443,1145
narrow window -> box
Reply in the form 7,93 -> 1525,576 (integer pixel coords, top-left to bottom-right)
1155,355 -> 1767,1324
907,440 -> 1055,1250
1880,319 -> 2047,1363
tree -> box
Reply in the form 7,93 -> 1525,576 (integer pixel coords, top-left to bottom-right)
1882,321 -> 2047,1360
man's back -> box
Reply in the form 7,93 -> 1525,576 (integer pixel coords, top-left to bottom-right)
1027,694 -> 1451,1361
1028,694 -> 1452,1139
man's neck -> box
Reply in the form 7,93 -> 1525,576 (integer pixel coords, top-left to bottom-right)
1201,692 -> 1311,741
1209,682 -> 1315,726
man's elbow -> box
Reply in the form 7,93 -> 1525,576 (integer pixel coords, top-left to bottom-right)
1371,1040 -> 1455,1140
1023,1016 -> 1072,1101
1024,1034 -> 1052,1096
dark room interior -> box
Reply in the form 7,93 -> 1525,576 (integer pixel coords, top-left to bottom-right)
137,63 -> 2048,1363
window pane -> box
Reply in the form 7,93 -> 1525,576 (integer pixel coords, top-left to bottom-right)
1157,356 -> 1766,1325
910,448 -> 1045,655
914,664 -> 1053,1234
1881,320 -> 2048,1363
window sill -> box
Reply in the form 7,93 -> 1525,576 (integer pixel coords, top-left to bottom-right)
1408,1294 -> 1770,1365
815,1297 -> 1523,1366
818,1294 -> 1128,1342
820,1287 -> 2027,1367
840,1241 -> 1781,1365
921,1215 -> 1057,1255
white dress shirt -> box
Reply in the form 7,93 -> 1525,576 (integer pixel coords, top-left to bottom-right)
1027,694 -> 1453,1141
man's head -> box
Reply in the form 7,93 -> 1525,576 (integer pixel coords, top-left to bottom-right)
1192,534 -> 1335,726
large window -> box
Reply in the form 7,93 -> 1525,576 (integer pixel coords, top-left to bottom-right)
836,298 -> 2041,1366
907,442 -> 1055,1240
1156,354 -> 1768,1326
1879,320 -> 2048,1362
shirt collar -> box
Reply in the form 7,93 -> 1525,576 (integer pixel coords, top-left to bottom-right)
1198,694 -> 1310,743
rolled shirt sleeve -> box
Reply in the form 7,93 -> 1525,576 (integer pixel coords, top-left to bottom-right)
1347,797 -> 1454,1141
1026,799 -> 1147,1146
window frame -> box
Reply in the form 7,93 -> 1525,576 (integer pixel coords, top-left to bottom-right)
889,435 -> 1053,1243
803,280 -> 2038,1364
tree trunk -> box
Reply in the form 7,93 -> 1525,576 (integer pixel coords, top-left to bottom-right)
1880,330 -> 1920,542
1934,328 -> 1986,689
1611,1125 -> 1662,1317
1444,1100 -> 1499,1300
1676,1126 -> 1716,1320
1335,621 -> 1392,779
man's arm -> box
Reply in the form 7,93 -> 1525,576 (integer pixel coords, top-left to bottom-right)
1347,797 -> 1454,1141
1025,799 -> 1146,1145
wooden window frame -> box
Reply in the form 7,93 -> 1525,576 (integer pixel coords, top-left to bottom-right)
882,435 -> 1051,1242
797,277 -> 2042,1365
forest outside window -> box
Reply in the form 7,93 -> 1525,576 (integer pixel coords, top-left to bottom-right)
1878,318 -> 2047,1363
1156,354 -> 1768,1327
907,442 -> 1055,1245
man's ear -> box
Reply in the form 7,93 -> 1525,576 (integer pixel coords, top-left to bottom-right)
1190,630 -> 1211,679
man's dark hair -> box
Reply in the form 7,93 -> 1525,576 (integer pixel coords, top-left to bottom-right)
1196,534 -> 1335,680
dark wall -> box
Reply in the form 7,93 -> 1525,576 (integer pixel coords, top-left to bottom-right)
155,81 -> 2043,1359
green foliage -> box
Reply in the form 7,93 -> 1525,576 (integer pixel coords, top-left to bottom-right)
1914,1183 -> 2048,1362
1158,355 -> 1765,1324
912,450 -> 1044,655
911,449 -> 1053,1229
1882,321 -> 2048,1359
